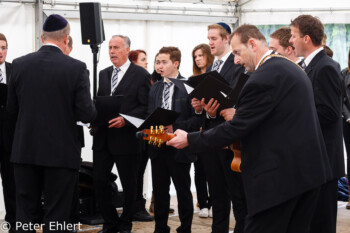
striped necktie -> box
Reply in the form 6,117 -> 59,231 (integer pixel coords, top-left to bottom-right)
162,82 -> 173,110
111,67 -> 121,95
212,59 -> 223,72
0,69 -> 3,84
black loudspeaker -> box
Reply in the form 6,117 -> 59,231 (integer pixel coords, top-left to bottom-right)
79,2 -> 105,45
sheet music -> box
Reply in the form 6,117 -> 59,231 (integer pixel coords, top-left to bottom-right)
220,91 -> 227,98
184,83 -> 194,94
76,121 -> 90,127
120,113 -> 145,128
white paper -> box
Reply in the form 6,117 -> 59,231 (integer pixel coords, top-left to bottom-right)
76,121 -> 90,127
120,113 -> 145,128
184,83 -> 194,94
220,91 -> 227,98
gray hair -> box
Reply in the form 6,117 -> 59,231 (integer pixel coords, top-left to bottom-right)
42,23 -> 70,42
112,35 -> 131,48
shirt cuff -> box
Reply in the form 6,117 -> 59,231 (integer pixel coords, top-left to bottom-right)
195,108 -> 203,115
206,112 -> 216,119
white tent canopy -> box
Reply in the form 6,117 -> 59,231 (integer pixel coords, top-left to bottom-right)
0,0 -> 349,217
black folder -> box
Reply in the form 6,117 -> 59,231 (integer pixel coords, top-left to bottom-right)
189,72 -> 249,112
93,95 -> 124,126
187,71 -> 228,88
121,108 -> 180,130
0,83 -> 8,106
189,76 -> 231,109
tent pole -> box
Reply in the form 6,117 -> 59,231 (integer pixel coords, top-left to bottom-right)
35,0 -> 44,51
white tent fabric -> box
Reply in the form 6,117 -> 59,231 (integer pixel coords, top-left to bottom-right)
240,0 -> 350,25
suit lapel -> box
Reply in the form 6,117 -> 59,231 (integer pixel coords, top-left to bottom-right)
101,66 -> 113,96
305,50 -> 326,76
5,62 -> 11,82
114,62 -> 135,95
220,53 -> 234,78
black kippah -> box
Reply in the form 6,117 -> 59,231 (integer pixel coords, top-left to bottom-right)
43,14 -> 68,32
217,22 -> 231,34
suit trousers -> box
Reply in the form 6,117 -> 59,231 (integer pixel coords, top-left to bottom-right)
14,163 -> 77,233
93,149 -> 139,231
201,149 -> 247,233
245,187 -> 320,233
135,147 -> 150,209
151,152 -> 193,233
310,179 -> 338,233
194,155 -> 211,210
0,147 -> 16,226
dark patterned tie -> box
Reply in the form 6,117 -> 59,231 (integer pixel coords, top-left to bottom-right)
301,61 -> 306,70
298,59 -> 306,70
212,59 -> 223,72
111,67 -> 121,94
0,69 -> 3,84
162,82 -> 173,110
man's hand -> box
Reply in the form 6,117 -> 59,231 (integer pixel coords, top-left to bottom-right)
108,116 -> 126,128
164,124 -> 173,133
201,98 -> 220,117
191,98 -> 203,113
220,108 -> 236,121
166,129 -> 189,149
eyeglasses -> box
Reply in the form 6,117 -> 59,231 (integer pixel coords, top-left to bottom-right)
0,47 -> 7,51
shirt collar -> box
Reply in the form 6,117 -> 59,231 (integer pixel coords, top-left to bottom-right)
163,71 -> 179,80
304,47 -> 324,67
0,62 -> 5,73
255,50 -> 274,71
113,59 -> 131,73
296,57 -> 304,64
215,51 -> 231,64
43,43 -> 62,52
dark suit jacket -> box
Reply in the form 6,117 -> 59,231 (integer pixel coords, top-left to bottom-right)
205,53 -> 245,129
305,50 -> 345,180
147,76 -> 200,163
92,62 -> 150,155
0,62 -> 16,152
187,57 -> 331,216
7,45 -> 96,170
341,68 -> 350,119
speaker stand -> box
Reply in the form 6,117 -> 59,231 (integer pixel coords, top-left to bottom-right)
90,44 -> 100,99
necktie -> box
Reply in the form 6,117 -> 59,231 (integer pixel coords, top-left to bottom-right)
111,67 -> 121,94
212,60 -> 223,72
300,60 -> 306,70
162,82 -> 173,110
0,69 -> 3,84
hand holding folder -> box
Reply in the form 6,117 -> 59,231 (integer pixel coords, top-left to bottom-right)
189,72 -> 249,113
92,95 -> 124,126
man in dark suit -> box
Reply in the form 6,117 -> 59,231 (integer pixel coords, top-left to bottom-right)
269,27 -> 301,64
7,14 -> 96,232
168,24 -> 331,233
0,32 -> 16,232
92,35 -> 150,233
192,23 -> 247,233
148,46 -> 200,233
290,15 -> 345,233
